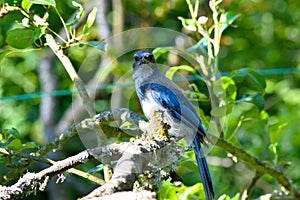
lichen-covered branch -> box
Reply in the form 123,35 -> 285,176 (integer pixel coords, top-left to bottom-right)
1,108 -> 144,184
0,111 -> 177,199
0,144 -> 121,199
1,109 -> 299,199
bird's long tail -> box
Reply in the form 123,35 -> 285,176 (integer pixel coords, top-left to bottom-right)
194,139 -> 214,200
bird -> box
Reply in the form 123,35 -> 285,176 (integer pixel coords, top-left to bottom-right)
132,50 -> 215,200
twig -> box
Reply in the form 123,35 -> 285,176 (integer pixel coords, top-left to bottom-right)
2,109 -> 299,199
2,108 -> 142,184
67,167 -> 105,186
0,126 -> 177,199
80,190 -> 156,200
241,171 -> 262,200
0,6 -> 21,19
0,144 -> 120,199
44,33 -> 95,117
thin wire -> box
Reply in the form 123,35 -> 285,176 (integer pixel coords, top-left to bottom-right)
0,68 -> 299,102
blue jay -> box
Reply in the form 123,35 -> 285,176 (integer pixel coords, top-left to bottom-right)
132,50 -> 214,200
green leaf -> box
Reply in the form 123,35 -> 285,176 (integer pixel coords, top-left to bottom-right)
222,76 -> 237,102
22,0 -> 33,12
0,50 -> 14,63
66,1 -> 85,27
269,143 -> 281,156
82,7 -> 97,35
33,26 -> 46,41
211,105 -> 227,117
186,37 -> 208,56
220,11 -> 239,34
28,0 -> 56,6
7,127 -> 20,139
152,46 -> 176,60
178,16 -> 197,31
6,28 -> 35,49
83,40 -> 106,52
159,181 -> 179,200
232,68 -> 266,93
237,93 -> 264,110
231,193 -> 241,200
165,65 -> 197,80
22,142 -> 38,149
268,121 -> 287,143
224,102 -> 253,139
7,139 -> 22,151
182,183 -> 203,199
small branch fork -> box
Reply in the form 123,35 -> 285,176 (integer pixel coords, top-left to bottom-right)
0,108 -> 299,199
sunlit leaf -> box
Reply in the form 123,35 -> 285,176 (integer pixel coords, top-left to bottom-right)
82,7 -> 97,35
182,183 -> 202,199
66,1 -> 85,27
220,11 -> 239,33
269,143 -> 281,156
0,50 -> 14,63
22,0 -> 33,12
8,139 -> 22,151
6,28 -> 34,49
28,0 -> 56,7
222,76 -> 237,102
152,46 -> 176,60
165,65 -> 197,80
178,16 -> 197,31
231,193 -> 241,200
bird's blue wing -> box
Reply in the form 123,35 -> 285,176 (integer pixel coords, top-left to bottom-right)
139,83 -> 205,137
138,83 -> 182,121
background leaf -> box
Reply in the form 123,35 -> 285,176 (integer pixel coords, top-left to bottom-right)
21,0 -> 33,12
165,65 -> 197,80
6,29 -> 35,49
220,11 -> 239,34
82,7 -> 97,35
28,0 -> 56,7
232,68 -> 266,94
237,93 -> 265,110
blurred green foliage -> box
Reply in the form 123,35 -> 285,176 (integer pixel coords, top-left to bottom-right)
0,0 -> 299,199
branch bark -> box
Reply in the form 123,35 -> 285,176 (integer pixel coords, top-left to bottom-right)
1,109 -> 299,199
0,111 -> 175,199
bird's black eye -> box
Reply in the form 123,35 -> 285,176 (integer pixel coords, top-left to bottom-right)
145,54 -> 153,61
134,55 -> 140,62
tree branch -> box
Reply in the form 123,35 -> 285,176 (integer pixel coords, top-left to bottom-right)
212,136 -> 300,198
0,111 -> 176,199
45,33 -> 96,117
0,144 -> 120,199
1,109 -> 299,199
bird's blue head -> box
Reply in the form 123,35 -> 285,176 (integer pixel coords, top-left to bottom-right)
133,50 -> 156,69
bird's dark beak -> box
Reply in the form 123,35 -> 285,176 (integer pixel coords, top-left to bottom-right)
141,57 -> 150,64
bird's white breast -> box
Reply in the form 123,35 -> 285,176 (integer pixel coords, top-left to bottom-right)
140,92 -> 164,120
